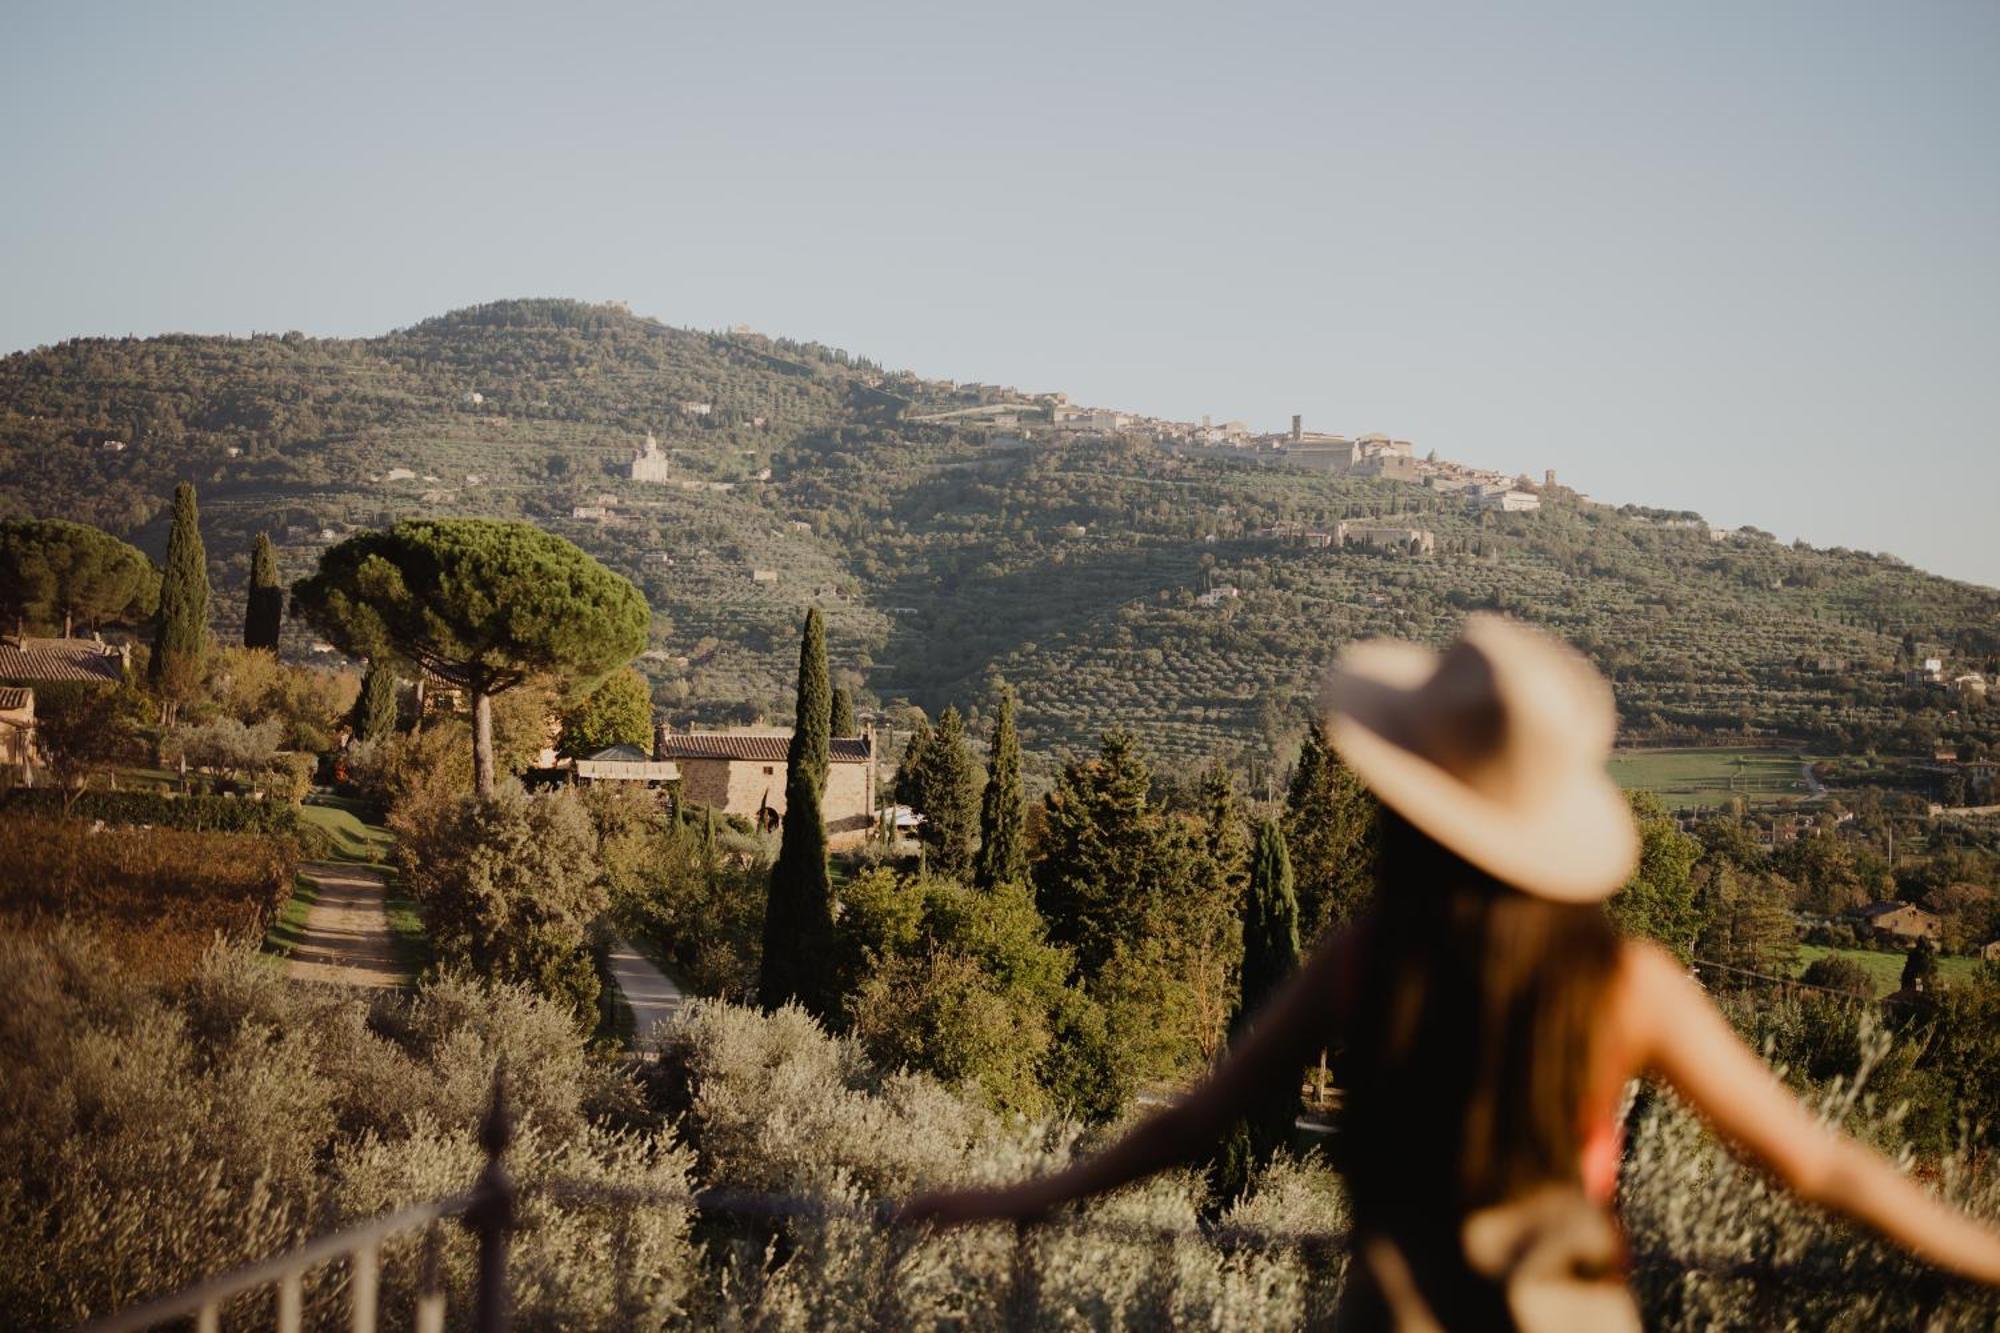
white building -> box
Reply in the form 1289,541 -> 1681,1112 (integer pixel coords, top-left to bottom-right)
629,432 -> 673,482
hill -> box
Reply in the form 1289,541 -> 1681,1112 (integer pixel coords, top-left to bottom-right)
5,298 -> 1997,776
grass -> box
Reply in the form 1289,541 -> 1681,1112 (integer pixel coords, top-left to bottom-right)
298,796 -> 396,864
1795,943 -> 1983,997
1608,747 -> 1821,806
262,873 -> 320,960
381,876 -> 431,980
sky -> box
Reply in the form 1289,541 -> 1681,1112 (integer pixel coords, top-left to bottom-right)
4,2 -> 1997,587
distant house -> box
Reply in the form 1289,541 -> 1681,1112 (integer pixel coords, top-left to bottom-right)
0,686 -> 35,776
0,635 -> 130,685
658,729 -> 877,842
750,569 -> 779,584
679,401 -> 713,417
1853,900 -> 1942,944
1472,487 -> 1542,514
1983,940 -> 2000,964
384,467 -> 417,482
1195,585 -> 1240,608
1338,521 -> 1437,555
572,505 -> 611,521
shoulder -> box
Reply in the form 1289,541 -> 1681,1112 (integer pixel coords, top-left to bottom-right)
1606,939 -> 1690,1047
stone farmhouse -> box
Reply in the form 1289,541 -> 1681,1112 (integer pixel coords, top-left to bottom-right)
1853,900 -> 1942,944
0,634 -> 131,685
657,728 -> 879,844
0,686 -> 35,776
1337,521 -> 1436,555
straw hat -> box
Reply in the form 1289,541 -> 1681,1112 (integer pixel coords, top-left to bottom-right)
1319,614 -> 1637,902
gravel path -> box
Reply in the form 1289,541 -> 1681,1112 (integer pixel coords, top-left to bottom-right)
607,936 -> 684,1055
285,862 -> 404,988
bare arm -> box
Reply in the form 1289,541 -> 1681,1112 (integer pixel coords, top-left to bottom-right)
900,928 -> 1354,1225
1631,942 -> 2000,1284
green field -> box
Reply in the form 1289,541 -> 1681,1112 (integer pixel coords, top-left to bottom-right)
1608,748 -> 1819,806
1795,945 -> 1983,998
298,796 -> 396,864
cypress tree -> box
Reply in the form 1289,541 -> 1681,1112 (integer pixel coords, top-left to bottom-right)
1284,720 -> 1379,941
149,482 -> 209,719
791,607 -> 831,793
915,705 -> 981,880
353,661 -> 399,743
244,531 -> 283,650
1234,818 -> 1301,1036
830,686 -> 856,738
759,608 -> 837,1018
975,688 -> 1028,889
1211,817 -> 1303,1208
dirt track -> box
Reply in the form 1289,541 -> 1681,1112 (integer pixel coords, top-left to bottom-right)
284,862 -> 403,988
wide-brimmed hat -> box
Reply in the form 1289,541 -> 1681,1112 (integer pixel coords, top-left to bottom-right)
1319,614 -> 1637,903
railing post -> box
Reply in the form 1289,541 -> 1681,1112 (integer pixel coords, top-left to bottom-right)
465,1065 -> 515,1333
415,1221 -> 446,1333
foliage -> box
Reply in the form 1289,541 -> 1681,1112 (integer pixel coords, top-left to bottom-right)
0,817 -> 297,983
837,870 -> 1125,1121
1901,936 -> 1940,993
0,786 -> 304,836
0,932 -> 692,1331
605,798 -> 768,1002
1693,863 -> 1800,982
904,704 -> 982,879
1210,817 -> 1302,1208
398,782 -> 609,1025
974,688 -> 1028,890
761,610 -> 838,1018
292,518 -> 647,793
352,660 -> 399,744
1799,955 -> 1874,996
556,666 -> 653,758
829,686 -> 856,738
27,678 -> 148,798
1608,791 -> 1706,959
243,531 -> 282,650
147,482 -> 209,712
0,517 -> 158,636
1281,721 -> 1378,941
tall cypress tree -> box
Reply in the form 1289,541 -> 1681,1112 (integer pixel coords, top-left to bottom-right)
791,607 -> 831,793
1234,818 -> 1301,1036
975,688 -> 1028,889
759,608 -> 837,1018
1210,817 -> 1304,1208
830,686 -> 856,738
149,482 -> 209,719
915,705 -> 981,880
1284,719 -> 1380,942
353,660 -> 399,743
243,531 -> 283,650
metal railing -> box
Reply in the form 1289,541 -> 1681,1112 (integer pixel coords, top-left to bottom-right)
72,1067 -> 1993,1332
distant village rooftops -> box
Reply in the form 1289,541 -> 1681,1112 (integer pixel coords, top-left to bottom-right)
0,635 -> 130,684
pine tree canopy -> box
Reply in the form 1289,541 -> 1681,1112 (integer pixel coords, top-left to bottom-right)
0,517 -> 159,638
291,518 -> 647,793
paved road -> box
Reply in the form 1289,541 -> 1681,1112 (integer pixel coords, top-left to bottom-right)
607,936 -> 684,1054
285,862 -> 403,988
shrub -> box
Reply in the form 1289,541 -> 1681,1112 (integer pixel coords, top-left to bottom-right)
399,782 -> 608,1025
1800,955 -> 1875,997
0,787 -> 303,836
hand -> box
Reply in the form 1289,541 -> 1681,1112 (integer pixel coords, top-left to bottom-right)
895,1183 -> 1053,1229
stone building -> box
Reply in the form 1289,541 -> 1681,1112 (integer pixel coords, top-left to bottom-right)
658,728 -> 878,843
0,686 -> 35,776
628,432 -> 674,482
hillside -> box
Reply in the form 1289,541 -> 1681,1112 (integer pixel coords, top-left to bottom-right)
5,298 -> 1997,775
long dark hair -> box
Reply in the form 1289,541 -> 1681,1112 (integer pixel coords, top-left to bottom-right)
1340,811 -> 1622,1231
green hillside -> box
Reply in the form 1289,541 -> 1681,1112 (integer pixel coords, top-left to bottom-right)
5,298 -> 1997,775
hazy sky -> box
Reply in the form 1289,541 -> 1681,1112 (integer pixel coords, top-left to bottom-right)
5,3 -> 1996,587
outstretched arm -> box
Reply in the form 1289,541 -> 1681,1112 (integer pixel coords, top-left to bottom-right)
900,927 -> 1356,1226
1630,942 -> 2000,1284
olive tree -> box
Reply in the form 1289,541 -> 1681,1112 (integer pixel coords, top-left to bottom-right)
291,520 -> 648,795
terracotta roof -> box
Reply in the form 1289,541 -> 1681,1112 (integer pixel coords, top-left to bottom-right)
0,638 -> 127,684
0,686 -> 31,710
659,733 -> 871,764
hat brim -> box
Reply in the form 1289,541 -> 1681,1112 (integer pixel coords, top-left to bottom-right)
1323,638 -> 1639,904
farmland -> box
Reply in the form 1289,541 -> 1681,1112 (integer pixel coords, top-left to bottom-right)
1795,944 -> 1985,998
1608,747 -> 1821,807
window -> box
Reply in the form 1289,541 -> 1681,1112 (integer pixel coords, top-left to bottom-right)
763,766 -> 774,775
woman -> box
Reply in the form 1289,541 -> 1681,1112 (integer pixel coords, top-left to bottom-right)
901,615 -> 2000,1327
